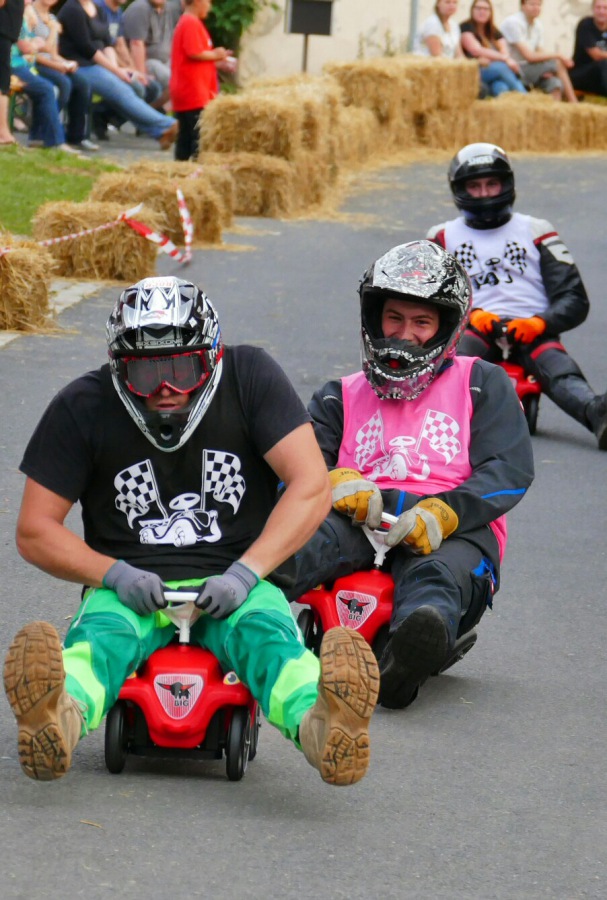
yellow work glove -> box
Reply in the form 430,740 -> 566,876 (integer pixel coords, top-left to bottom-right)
469,308 -> 501,335
384,498 -> 459,555
505,316 -> 546,344
329,467 -> 383,529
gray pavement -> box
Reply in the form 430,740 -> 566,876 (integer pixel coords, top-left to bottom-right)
0,153 -> 606,900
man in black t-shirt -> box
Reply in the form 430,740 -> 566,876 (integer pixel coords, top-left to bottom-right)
571,0 -> 607,96
3,276 -> 379,786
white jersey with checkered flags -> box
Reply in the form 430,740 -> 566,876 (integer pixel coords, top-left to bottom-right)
440,213 -> 552,320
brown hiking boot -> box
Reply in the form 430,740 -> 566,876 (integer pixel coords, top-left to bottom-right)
3,621 -> 84,781
299,627 -> 379,786
158,121 -> 179,151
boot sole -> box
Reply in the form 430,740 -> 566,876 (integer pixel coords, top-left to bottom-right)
379,608 -> 449,709
3,622 -> 70,781
317,628 -> 380,786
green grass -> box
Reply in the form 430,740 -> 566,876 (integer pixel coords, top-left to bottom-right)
0,144 -> 119,236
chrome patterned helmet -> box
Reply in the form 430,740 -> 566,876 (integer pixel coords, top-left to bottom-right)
107,276 -> 223,451
359,241 -> 471,400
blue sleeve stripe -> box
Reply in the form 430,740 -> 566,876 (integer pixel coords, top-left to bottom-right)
482,488 -> 527,499
395,491 -> 406,515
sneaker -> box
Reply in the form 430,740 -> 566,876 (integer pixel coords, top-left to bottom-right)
57,143 -> 84,156
158,120 -> 179,151
379,606 -> 450,709
3,621 -> 84,781
78,139 -> 100,152
298,627 -> 379,786
27,139 -> 45,148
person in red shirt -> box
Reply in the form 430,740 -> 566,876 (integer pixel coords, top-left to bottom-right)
169,0 -> 232,160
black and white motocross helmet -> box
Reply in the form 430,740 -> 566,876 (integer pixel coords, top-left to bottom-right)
359,241 -> 471,401
448,142 -> 515,228
107,276 -> 223,452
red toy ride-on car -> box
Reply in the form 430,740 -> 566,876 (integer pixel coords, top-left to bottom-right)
494,321 -> 542,435
296,514 -> 477,674
104,591 -> 260,781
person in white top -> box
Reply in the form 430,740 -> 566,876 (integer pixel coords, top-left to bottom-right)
414,0 -> 463,59
500,0 -> 578,102
427,143 -> 607,450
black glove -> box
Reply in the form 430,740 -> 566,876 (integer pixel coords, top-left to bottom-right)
103,560 -> 168,616
195,561 -> 259,619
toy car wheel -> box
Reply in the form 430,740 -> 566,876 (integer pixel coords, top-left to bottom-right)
433,629 -> 478,675
297,608 -> 316,650
104,701 -> 129,774
226,706 -> 251,781
522,394 -> 539,435
248,705 -> 261,762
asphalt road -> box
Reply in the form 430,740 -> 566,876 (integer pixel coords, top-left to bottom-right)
0,153 -> 605,900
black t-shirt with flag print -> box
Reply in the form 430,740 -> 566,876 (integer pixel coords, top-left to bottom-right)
20,346 -> 310,580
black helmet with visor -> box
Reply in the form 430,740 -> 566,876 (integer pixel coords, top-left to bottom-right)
448,142 -> 515,228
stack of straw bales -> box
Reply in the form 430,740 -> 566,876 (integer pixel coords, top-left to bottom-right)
0,233 -> 54,331
32,201 -> 163,281
90,171 -> 223,244
199,75 -> 349,215
128,160 -> 236,227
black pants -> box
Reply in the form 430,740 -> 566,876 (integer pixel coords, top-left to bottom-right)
0,35 -> 11,95
570,60 -> 607,97
458,329 -> 597,429
174,108 -> 202,161
288,510 -> 499,647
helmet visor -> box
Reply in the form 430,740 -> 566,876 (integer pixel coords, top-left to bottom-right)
120,351 -> 210,397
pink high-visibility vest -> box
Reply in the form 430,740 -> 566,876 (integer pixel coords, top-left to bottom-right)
337,357 -> 507,558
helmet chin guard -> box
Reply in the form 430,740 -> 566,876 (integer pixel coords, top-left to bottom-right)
448,142 -> 515,229
358,241 -> 471,401
107,276 -> 223,451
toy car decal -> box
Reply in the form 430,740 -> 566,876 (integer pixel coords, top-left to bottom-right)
113,450 -> 246,547
336,590 -> 378,630
154,674 -> 204,718
223,671 -> 241,685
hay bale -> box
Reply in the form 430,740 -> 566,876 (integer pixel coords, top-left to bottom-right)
200,93 -> 306,161
198,152 -> 297,217
90,171 -> 222,245
324,59 -> 410,128
334,105 -> 380,165
31,201 -> 162,281
127,160 -> 235,227
0,233 -> 54,330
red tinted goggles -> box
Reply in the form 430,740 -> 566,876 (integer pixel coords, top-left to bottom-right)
121,351 -> 210,397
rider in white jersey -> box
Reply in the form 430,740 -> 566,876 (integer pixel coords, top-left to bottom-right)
427,142 -> 607,450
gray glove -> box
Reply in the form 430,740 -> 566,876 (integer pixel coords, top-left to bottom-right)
103,560 -> 168,616
195,561 -> 259,619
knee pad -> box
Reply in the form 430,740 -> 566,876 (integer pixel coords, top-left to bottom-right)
525,342 -> 586,382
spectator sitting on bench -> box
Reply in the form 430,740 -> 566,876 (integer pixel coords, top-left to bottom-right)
570,0 -> 607,98
500,0 -> 578,103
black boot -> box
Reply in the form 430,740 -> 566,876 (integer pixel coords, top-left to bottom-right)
379,606 -> 449,709
586,394 -> 607,450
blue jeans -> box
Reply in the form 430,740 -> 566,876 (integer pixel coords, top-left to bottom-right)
77,65 -> 174,139
481,61 -> 527,97
35,65 -> 92,144
11,64 -> 65,147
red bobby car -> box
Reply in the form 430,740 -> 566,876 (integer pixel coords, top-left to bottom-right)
495,322 -> 542,435
296,514 -> 477,674
104,591 -> 260,781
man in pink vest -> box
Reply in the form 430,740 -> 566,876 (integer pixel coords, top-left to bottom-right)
428,142 -> 607,450
289,241 -> 534,709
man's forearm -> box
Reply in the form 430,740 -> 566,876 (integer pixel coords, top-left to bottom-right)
17,520 -> 115,588
129,39 -> 147,76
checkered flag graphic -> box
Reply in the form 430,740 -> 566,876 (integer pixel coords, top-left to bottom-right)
417,410 -> 461,464
453,242 -> 480,272
114,460 -> 166,528
504,241 -> 527,275
354,411 -> 384,469
202,450 -> 245,514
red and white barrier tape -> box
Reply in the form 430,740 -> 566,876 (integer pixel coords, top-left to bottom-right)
0,196 -> 194,264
